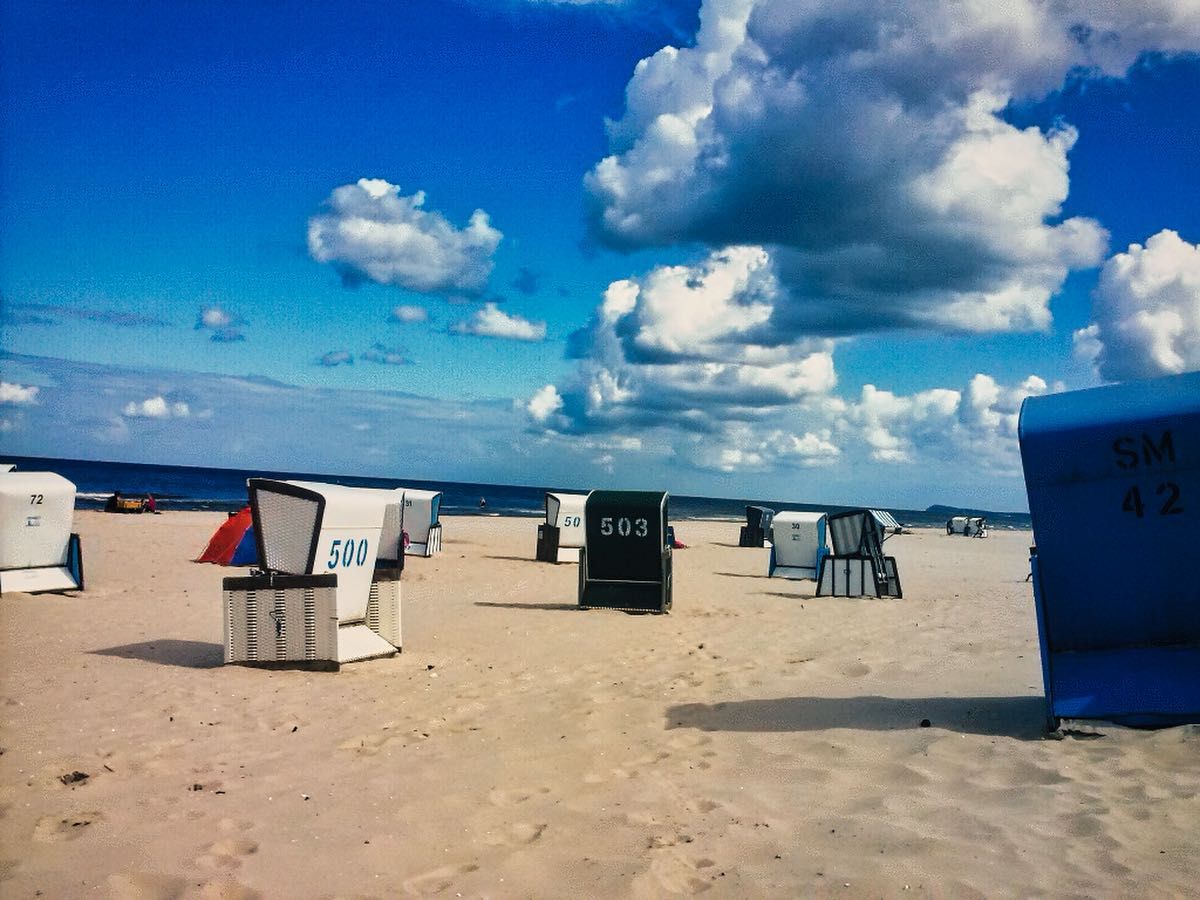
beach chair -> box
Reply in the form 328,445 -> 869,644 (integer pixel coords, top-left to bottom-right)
536,491 -> 587,563
768,511 -> 828,580
399,488 -> 442,557
1020,370 -> 1200,730
870,508 -> 902,539
578,490 -> 671,613
222,479 -> 403,667
0,471 -> 84,595
816,509 -> 901,598
739,505 -> 776,547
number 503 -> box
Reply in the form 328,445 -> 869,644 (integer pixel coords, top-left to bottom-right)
600,516 -> 649,537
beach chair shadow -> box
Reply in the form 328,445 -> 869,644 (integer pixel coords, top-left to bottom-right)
90,639 -> 224,669
666,695 -> 1045,739
474,601 -> 580,611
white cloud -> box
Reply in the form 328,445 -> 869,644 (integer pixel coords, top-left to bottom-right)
527,384 -> 565,424
845,374 -> 1049,472
392,304 -> 430,323
122,396 -> 191,419
0,381 -> 39,405
196,305 -> 246,342
585,1 -> 1200,337
308,178 -> 502,295
318,350 -> 354,367
450,303 -> 547,341
544,248 -> 835,434
1074,230 -> 1200,381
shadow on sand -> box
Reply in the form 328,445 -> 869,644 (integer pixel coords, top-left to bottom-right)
715,571 -> 769,579
474,601 -> 580,612
482,555 -> 539,563
666,695 -> 1045,740
91,639 -> 224,669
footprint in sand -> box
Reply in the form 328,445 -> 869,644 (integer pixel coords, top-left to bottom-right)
107,871 -> 189,899
635,852 -> 714,895
196,837 -> 259,870
482,822 -> 546,846
402,862 -> 480,896
839,661 -> 871,678
665,732 -> 712,752
487,786 -> 550,807
338,731 -> 394,756
33,811 -> 102,842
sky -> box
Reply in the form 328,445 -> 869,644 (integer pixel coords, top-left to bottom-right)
2,0 -> 1199,511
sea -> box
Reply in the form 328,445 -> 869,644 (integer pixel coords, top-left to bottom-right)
1,455 -> 1032,529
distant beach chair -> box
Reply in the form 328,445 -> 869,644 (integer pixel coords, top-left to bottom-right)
869,508 -> 903,538
536,491 -> 587,563
946,515 -> 987,537
398,488 -> 442,557
815,509 -> 901,598
0,470 -> 84,595
767,511 -> 828,580
578,490 -> 671,613
739,505 -> 776,547
222,479 -> 403,668
1020,370 -> 1200,730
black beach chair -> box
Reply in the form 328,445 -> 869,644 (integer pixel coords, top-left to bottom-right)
738,505 -> 776,547
816,509 -> 901,598
578,490 -> 672,613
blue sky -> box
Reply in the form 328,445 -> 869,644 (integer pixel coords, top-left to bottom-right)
3,0 -> 1199,511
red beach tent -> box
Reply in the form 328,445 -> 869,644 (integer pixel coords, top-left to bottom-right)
196,506 -> 257,566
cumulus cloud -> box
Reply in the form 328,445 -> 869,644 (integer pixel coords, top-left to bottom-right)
122,396 -> 191,418
527,384 -> 565,426
196,305 -> 246,342
846,374 -> 1050,472
318,350 -> 354,367
545,247 -> 835,434
392,304 -> 430,323
528,245 -> 1056,478
308,178 -> 502,295
1073,230 -> 1200,381
0,381 -> 39,405
450,303 -> 547,341
585,1 -> 1200,336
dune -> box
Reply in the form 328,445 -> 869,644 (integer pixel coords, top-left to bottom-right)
1,511 -> 1198,897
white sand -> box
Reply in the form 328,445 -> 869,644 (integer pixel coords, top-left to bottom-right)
2,511 -> 1198,898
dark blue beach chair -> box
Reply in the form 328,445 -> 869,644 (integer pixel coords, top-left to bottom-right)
1019,370 -> 1200,730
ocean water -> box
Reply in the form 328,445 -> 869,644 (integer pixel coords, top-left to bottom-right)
1,455 -> 1031,529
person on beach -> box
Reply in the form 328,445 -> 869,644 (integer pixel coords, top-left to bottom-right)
104,490 -> 121,512
143,494 -> 158,514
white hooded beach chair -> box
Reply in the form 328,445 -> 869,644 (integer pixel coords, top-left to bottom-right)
0,471 -> 84,595
399,488 -> 442,557
222,479 -> 403,668
946,515 -> 987,537
767,511 -> 828,580
578,490 -> 672,613
536,491 -> 587,562
816,509 -> 901,598
870,509 -> 902,538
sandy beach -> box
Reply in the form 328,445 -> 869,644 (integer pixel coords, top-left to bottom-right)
2,510 -> 1198,898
